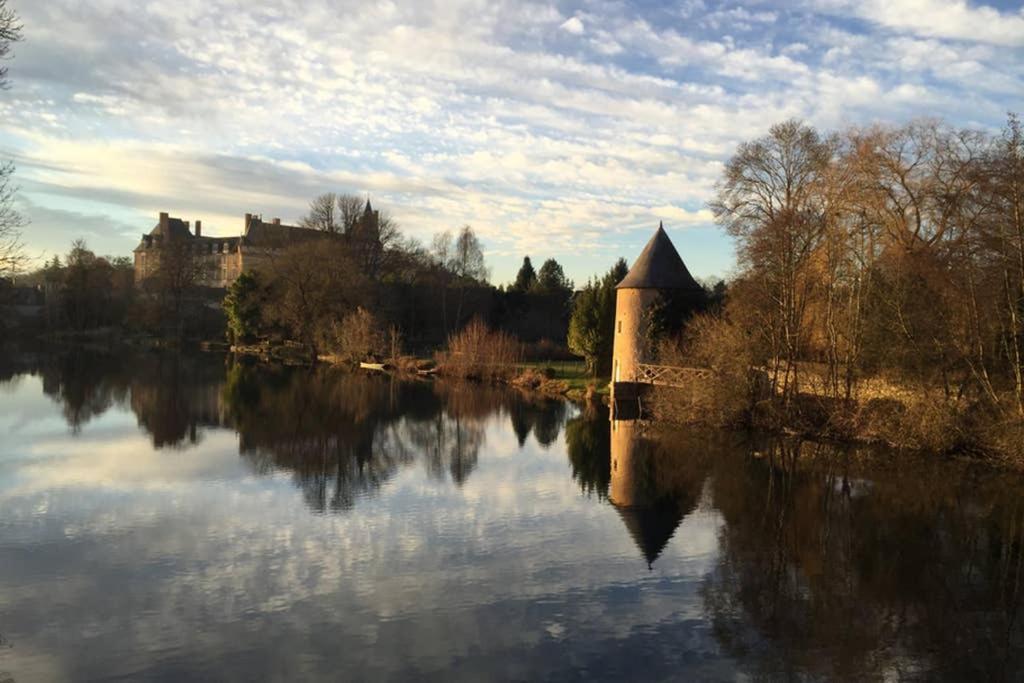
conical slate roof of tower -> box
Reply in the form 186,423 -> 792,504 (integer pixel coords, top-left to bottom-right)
616,222 -> 702,290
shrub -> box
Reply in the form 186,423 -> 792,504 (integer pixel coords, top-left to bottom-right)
332,307 -> 385,364
437,317 -> 522,379
649,312 -> 765,426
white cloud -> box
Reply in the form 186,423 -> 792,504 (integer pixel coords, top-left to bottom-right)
815,0 -> 1024,46
560,16 -> 585,35
1,0 -> 1021,283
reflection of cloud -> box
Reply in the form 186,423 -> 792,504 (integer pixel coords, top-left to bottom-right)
0,430 -> 248,500
0,384 -> 724,680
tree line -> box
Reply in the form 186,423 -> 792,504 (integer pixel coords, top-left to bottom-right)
224,192 -> 579,361
657,115 -> 1024,459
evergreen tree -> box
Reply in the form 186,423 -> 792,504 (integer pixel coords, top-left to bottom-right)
535,258 -> 573,296
568,258 -> 627,376
512,256 -> 537,291
223,271 -> 263,344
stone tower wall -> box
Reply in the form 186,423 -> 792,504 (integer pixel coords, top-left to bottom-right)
611,287 -> 661,385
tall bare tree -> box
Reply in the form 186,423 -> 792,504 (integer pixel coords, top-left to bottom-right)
263,240 -> 365,360
337,194 -> 365,234
301,193 -> 340,233
711,119 -> 835,403
0,1 -> 24,278
985,114 -> 1024,414
0,0 -> 22,90
143,239 -> 210,338
0,161 -> 24,278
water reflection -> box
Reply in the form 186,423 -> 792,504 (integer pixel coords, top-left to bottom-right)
2,350 -> 1024,681
225,365 -> 511,510
3,349 -> 570,513
701,439 -> 1024,681
609,419 -> 707,569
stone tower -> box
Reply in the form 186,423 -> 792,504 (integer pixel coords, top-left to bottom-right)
611,223 -> 703,395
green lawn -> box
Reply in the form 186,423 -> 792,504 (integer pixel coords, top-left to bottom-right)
517,360 -> 610,395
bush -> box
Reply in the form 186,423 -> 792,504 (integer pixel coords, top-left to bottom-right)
437,317 -> 523,379
649,313 -> 765,426
331,307 -> 385,364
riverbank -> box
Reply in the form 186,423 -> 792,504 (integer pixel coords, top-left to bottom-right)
229,339 -> 609,404
647,371 -> 1024,469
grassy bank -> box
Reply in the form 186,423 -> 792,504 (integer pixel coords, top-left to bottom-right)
510,361 -> 609,402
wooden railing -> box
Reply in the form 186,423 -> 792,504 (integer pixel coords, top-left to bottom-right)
635,364 -> 713,388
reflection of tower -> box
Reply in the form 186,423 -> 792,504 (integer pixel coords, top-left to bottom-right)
610,223 -> 703,410
609,419 -> 686,569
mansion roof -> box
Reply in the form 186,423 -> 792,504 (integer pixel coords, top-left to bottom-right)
135,212 -> 322,252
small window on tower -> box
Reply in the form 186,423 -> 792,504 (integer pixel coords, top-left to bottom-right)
617,320 -> 622,333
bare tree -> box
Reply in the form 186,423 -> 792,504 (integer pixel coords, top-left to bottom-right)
301,193 -> 340,233
0,162 -> 25,278
0,1 -> 24,277
710,119 -> 835,403
451,225 -> 489,283
144,239 -> 211,338
263,240 -> 366,360
984,114 -> 1024,414
0,0 -> 22,90
337,194 -> 365,234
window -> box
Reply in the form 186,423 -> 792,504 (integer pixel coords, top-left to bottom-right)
617,320 -> 622,333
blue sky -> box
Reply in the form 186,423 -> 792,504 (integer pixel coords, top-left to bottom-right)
1,0 -> 1022,285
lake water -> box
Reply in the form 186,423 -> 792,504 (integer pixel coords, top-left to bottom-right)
1,351 -> 1023,681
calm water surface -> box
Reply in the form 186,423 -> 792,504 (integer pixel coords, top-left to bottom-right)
1,351 -> 1023,681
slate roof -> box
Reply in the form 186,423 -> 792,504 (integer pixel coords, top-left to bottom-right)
242,217 -> 324,248
616,223 -> 702,291
147,217 -> 193,240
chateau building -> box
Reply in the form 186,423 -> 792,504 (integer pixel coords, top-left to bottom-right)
133,203 -> 380,288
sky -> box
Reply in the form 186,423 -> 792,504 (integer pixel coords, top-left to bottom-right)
1,0 -> 1023,285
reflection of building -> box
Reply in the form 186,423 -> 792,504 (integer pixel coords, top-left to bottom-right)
610,419 -> 685,568
609,419 -> 714,569
611,223 -> 703,407
133,206 -> 380,288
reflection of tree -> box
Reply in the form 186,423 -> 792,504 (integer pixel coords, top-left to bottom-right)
34,351 -> 131,433
222,367 -> 572,509
409,382 -> 505,487
405,412 -> 482,487
702,438 -> 1024,681
507,392 -> 568,449
129,353 -> 226,448
226,365 -> 428,511
15,350 -> 578,514
532,399 -> 567,447
564,404 -> 611,498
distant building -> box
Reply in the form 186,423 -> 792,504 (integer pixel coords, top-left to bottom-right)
133,205 -> 381,288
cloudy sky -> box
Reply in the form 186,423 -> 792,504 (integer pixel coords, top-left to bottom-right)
2,0 -> 1023,284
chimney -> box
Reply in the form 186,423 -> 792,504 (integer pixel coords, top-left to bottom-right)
159,212 -> 169,233
195,220 -> 202,237
244,213 -> 253,230
272,217 -> 281,225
